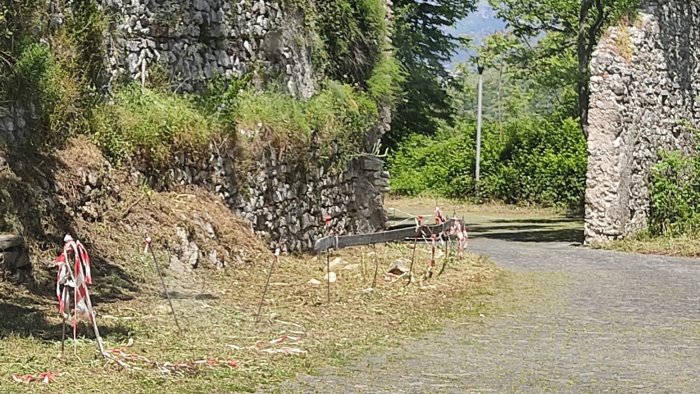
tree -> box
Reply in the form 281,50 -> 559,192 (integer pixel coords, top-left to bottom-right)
386,0 -> 478,146
488,0 -> 638,135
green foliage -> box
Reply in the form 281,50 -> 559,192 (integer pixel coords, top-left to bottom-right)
315,0 -> 388,86
387,0 -> 477,146
93,79 -> 378,171
387,123 -> 480,198
92,85 -> 220,166
6,42 -> 83,140
388,116 -> 587,209
235,80 -> 378,162
197,73 -> 250,123
648,151 -> 700,236
367,56 -> 405,103
484,117 -> 587,208
488,0 -> 640,127
0,0 -> 107,143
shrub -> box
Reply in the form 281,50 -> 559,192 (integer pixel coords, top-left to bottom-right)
484,117 -> 587,208
388,116 -> 587,209
367,56 -> 405,103
7,42 -> 83,141
648,150 -> 700,236
315,0 -> 387,85
92,85 -> 220,166
235,80 -> 378,163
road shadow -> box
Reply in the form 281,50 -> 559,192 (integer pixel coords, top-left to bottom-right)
472,227 -> 584,244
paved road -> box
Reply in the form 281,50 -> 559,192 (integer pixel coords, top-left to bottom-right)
285,235 -> 700,393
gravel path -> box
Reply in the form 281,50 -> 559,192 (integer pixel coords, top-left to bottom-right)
283,234 -> 700,393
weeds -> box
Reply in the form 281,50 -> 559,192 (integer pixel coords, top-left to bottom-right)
91,85 -> 221,166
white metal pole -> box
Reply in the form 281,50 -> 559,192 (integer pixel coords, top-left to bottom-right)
475,65 -> 484,193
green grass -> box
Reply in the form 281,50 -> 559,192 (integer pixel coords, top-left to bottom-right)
596,232 -> 700,257
91,85 -> 221,167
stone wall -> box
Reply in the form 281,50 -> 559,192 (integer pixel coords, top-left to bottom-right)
134,145 -> 389,253
0,104 -> 38,146
101,0 -> 316,98
0,0 -> 394,252
585,0 -> 700,242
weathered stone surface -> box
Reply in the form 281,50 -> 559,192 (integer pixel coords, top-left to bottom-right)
100,0 -> 317,98
0,234 -> 31,280
585,0 -> 700,243
0,0 -> 395,253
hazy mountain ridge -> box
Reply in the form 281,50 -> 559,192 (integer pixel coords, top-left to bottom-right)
447,1 -> 506,64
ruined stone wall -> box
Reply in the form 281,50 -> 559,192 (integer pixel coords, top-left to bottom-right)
585,0 -> 700,242
0,0 -> 394,252
101,0 -> 316,98
134,146 -> 389,253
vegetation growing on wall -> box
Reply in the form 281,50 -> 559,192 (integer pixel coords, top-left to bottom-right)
0,0 -> 106,145
648,148 -> 700,237
1,0 -> 396,176
314,0 -> 388,86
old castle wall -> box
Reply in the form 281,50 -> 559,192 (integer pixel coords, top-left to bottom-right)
0,0 -> 393,252
585,0 -> 700,242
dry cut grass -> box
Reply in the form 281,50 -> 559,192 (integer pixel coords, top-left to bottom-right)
0,243 -> 503,393
0,139 -> 506,392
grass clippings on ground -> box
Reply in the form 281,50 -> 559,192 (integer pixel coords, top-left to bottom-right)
0,241 -> 504,393
0,139 -> 508,392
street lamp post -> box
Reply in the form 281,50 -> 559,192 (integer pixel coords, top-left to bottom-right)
475,58 -> 485,195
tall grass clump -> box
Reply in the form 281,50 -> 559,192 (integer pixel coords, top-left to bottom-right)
92,85 -> 221,167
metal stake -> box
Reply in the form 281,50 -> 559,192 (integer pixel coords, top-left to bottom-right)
145,237 -> 181,334
406,229 -> 419,286
326,251 -> 331,304
438,235 -> 450,277
255,250 -> 279,323
371,244 -> 379,289
61,310 -> 66,355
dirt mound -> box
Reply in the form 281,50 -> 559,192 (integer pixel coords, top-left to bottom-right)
0,136 -> 270,297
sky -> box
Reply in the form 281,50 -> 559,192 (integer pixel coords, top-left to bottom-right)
446,1 -> 507,65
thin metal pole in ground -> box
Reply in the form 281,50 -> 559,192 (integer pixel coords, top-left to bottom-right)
371,244 -> 379,289
255,249 -> 279,323
406,224 -> 420,286
61,310 -> 66,355
326,252 -> 331,303
438,233 -> 450,277
145,237 -> 182,334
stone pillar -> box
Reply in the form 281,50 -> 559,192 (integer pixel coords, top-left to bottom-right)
584,1 -> 699,243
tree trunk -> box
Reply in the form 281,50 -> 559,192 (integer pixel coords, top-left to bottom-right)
577,0 -> 607,139
577,0 -> 594,138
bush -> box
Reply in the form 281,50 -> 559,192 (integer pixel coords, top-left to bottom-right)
234,80 -> 377,162
6,42 -> 84,141
367,56 -> 405,103
92,85 -> 221,166
388,116 -> 587,209
93,80 -> 379,170
315,0 -> 387,85
484,117 -> 587,208
388,120 -> 499,198
648,150 -> 700,236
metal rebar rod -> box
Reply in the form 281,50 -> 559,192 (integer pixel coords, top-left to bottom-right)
146,239 -> 182,334
255,252 -> 278,323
